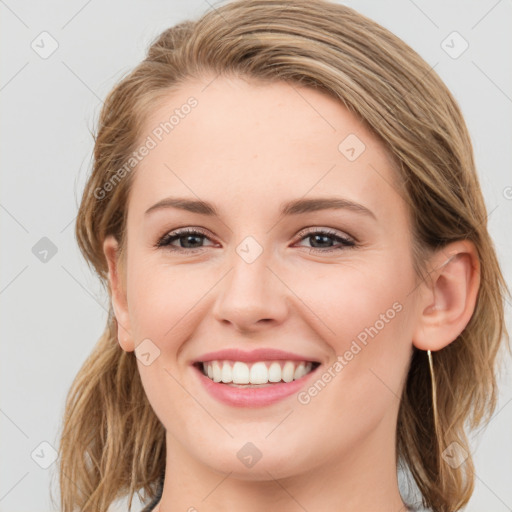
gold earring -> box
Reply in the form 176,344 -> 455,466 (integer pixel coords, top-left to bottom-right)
427,350 -> 440,439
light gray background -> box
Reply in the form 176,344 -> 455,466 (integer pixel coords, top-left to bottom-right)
1,1 -> 511,511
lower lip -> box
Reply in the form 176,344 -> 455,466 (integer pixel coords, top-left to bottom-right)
193,363 -> 319,407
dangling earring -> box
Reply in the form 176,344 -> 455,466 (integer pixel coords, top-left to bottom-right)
427,350 -> 440,439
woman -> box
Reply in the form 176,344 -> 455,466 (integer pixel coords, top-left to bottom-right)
56,1 -> 509,511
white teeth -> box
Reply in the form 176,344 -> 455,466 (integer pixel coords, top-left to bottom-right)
221,362 -> 232,383
250,362 -> 268,384
212,361 -> 222,382
282,361 -> 295,382
232,361 -> 250,384
293,362 -> 306,380
268,362 -> 282,382
201,360 -> 315,385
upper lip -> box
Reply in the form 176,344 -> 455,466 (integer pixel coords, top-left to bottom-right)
192,348 -> 321,364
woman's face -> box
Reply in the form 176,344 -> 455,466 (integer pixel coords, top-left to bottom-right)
106,76 -> 425,480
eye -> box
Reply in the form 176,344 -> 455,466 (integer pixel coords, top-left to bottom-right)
294,227 -> 356,254
155,227 -> 357,255
155,227 -> 215,254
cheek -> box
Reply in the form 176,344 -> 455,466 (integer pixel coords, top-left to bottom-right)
289,255 -> 416,406
290,269 -> 416,453
293,254 -> 415,346
126,256 -> 220,349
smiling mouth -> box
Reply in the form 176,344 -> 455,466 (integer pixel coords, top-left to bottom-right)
193,360 -> 321,386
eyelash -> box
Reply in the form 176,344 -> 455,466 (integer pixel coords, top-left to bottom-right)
155,227 -> 357,255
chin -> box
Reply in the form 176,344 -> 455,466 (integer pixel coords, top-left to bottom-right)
190,435 -> 314,480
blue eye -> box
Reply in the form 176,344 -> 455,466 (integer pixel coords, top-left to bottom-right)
155,228 -> 213,254
155,227 -> 356,255
296,228 -> 356,253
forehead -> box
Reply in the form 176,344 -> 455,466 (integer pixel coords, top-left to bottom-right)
128,76 -> 404,221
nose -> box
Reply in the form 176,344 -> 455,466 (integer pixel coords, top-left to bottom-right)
212,246 -> 289,333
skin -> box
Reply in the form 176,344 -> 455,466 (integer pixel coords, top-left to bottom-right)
103,75 -> 480,512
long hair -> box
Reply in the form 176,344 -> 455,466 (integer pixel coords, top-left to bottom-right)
55,1 -> 510,510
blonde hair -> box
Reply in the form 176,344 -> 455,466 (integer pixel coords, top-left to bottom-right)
55,1 -> 510,511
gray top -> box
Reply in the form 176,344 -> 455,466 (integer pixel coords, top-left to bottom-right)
140,474 -> 164,512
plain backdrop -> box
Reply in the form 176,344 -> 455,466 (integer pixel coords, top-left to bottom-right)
1,1 -> 511,511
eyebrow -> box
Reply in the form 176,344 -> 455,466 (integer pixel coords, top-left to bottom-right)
144,196 -> 376,220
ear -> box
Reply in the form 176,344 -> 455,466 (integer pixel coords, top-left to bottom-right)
412,240 -> 480,351
103,235 -> 135,352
